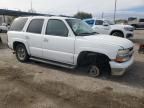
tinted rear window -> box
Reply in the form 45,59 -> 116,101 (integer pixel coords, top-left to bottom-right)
10,18 -> 28,31
27,19 -> 44,34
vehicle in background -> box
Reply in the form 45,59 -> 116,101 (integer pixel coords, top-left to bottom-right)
128,17 -> 144,29
139,44 -> 144,54
8,16 -> 134,77
83,19 -> 134,39
0,23 -> 10,33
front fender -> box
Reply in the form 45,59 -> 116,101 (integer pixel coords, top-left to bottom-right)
74,47 -> 118,65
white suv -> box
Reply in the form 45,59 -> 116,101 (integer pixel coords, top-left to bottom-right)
8,16 -> 134,77
84,19 -> 134,39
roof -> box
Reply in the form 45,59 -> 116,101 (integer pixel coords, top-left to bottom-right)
18,16 -> 76,20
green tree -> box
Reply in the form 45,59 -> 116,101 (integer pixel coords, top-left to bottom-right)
74,12 -> 92,19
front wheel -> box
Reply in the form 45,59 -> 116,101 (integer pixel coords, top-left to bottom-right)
88,65 -> 101,77
112,32 -> 124,38
15,44 -> 29,62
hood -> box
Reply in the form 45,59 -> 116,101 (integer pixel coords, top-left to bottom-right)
80,34 -> 134,49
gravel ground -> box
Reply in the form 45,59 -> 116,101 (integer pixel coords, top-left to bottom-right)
0,30 -> 144,108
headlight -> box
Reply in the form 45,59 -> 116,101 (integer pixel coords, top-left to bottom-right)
117,49 -> 129,56
115,49 -> 130,63
124,27 -> 134,31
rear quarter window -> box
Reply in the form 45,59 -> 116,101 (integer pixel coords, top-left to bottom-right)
10,18 -> 28,31
85,20 -> 95,26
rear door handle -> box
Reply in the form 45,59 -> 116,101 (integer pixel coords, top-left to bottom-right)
44,38 -> 48,42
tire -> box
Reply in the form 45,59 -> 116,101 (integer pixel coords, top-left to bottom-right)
112,31 -> 124,38
88,64 -> 101,77
0,29 -> 2,33
15,44 -> 29,62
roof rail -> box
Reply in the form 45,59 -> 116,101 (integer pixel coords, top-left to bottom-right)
56,15 -> 74,18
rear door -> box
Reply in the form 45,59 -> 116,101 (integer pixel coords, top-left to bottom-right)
93,20 -> 104,33
43,19 -> 75,64
93,20 -> 109,34
25,19 -> 44,58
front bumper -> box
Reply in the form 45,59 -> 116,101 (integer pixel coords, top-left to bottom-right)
110,56 -> 134,76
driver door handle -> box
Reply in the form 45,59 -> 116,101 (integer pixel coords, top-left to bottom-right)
44,38 -> 49,42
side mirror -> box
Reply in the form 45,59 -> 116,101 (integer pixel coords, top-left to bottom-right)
103,22 -> 109,26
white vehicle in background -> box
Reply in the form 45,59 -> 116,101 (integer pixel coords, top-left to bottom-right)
0,23 -> 10,33
128,17 -> 144,29
8,16 -> 134,77
83,19 -> 134,39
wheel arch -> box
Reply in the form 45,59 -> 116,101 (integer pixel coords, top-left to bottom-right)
110,30 -> 124,37
13,41 -> 30,55
77,51 -> 111,66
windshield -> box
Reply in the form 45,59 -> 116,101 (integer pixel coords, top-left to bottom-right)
104,20 -> 114,25
66,19 -> 97,36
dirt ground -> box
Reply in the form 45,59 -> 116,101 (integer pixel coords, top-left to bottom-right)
0,30 -> 144,108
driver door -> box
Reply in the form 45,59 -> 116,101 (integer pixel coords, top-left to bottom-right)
43,19 -> 75,64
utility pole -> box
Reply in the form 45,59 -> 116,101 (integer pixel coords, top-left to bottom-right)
101,12 -> 104,19
3,14 -> 6,23
114,0 -> 117,23
30,0 -> 33,13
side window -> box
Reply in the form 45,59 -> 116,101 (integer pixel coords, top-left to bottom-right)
95,20 -> 103,25
139,19 -> 144,22
46,19 -> 68,37
10,18 -> 28,31
27,19 -> 44,34
85,20 -> 94,26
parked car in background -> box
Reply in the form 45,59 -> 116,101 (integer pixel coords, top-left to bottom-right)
83,19 -> 134,39
8,16 -> 134,77
0,23 -> 10,33
128,17 -> 144,29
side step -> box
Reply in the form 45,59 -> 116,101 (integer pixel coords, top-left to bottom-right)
30,57 -> 76,69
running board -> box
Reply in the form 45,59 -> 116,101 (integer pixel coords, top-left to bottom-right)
30,57 -> 76,69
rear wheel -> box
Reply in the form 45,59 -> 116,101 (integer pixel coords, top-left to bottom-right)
112,31 -> 124,38
15,44 -> 29,62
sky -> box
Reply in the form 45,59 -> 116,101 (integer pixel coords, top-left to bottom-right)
0,0 -> 144,19
126,6 -> 144,12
